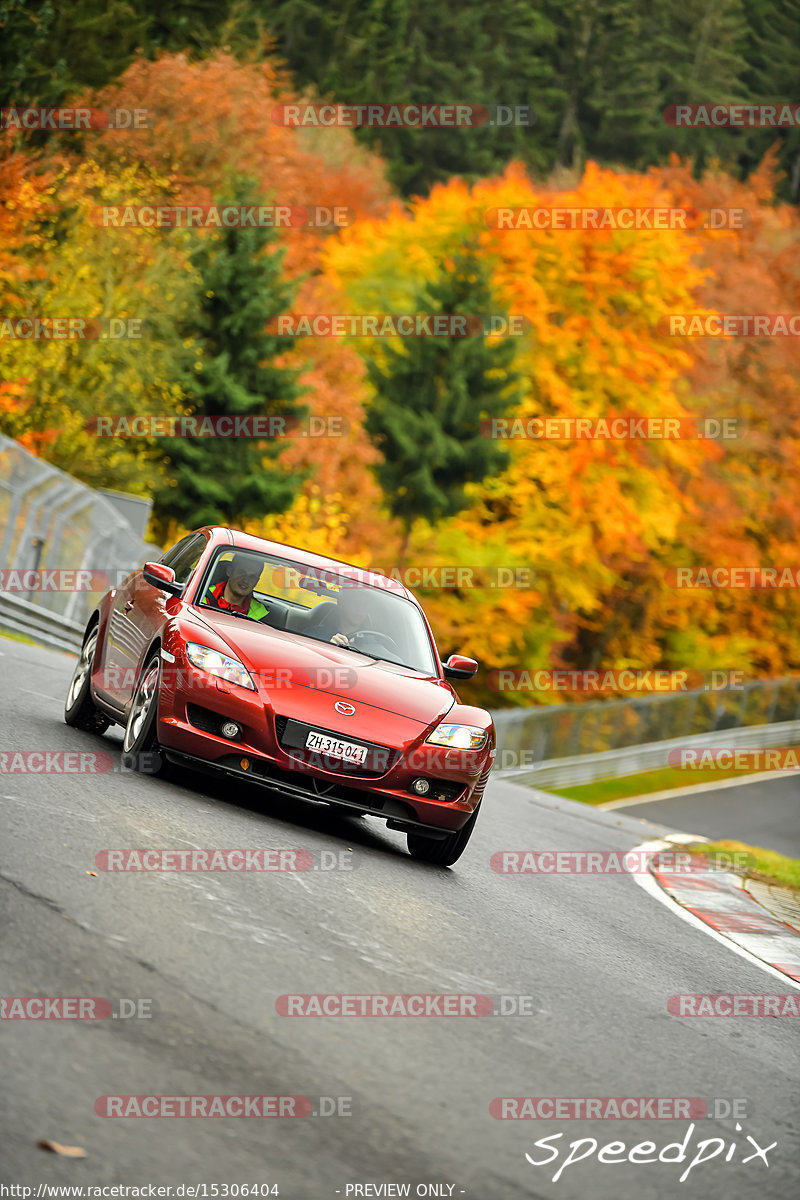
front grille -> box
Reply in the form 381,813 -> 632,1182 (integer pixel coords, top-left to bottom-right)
274,715 -> 399,777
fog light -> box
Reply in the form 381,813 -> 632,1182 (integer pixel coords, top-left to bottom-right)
221,721 -> 241,740
411,778 -> 431,795
240,757 -> 250,771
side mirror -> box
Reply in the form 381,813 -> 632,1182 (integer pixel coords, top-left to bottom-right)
442,653 -> 479,680
143,561 -> 184,597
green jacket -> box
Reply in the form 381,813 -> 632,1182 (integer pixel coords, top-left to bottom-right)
203,582 -> 269,621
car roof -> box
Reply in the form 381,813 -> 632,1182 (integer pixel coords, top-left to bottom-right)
199,526 -> 414,601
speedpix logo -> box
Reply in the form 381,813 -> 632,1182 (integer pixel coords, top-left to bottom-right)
523,1122 -> 776,1184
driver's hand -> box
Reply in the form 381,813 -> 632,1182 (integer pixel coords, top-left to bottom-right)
330,632 -> 352,646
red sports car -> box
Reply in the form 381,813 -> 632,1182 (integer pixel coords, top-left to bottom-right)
64,527 -> 495,865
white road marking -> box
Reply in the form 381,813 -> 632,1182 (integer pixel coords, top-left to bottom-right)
598,769 -> 791,810
631,833 -> 800,991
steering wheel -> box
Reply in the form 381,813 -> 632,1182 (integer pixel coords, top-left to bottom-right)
350,629 -> 401,655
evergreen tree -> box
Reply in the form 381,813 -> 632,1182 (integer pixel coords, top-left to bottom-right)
5,1 -> 800,200
741,0 -> 800,199
364,252 -> 522,558
541,0 -> 752,173
0,0 -> 249,113
152,175 -> 308,529
259,0 -> 558,197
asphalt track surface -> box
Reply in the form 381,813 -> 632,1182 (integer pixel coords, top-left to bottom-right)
617,776 -> 800,857
1,638 -> 799,1198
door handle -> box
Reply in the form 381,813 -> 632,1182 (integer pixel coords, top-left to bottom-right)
124,599 -> 135,612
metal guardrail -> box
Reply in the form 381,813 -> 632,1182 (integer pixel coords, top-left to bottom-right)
0,434 -> 158,648
0,591 -> 84,654
494,719 -> 800,789
490,678 -> 800,786
492,679 -> 800,755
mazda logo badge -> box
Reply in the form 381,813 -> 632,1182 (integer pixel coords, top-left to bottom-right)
335,701 -> 355,716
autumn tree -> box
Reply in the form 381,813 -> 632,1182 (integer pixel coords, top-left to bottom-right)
0,158 -> 201,494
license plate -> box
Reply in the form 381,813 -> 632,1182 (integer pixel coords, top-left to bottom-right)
305,730 -> 368,765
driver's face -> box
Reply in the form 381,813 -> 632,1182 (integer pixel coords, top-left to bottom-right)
228,560 -> 261,593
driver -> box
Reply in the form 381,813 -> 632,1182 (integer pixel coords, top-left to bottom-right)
329,584 -> 376,647
202,554 -> 270,621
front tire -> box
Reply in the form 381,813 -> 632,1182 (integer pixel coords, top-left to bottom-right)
64,625 -> 110,733
122,653 -> 165,774
406,801 -> 481,867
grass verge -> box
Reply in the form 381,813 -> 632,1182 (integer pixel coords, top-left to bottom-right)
681,839 -> 800,891
548,762 -> 775,806
0,625 -> 40,647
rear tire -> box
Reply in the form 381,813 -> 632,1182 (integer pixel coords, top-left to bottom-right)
121,653 -> 166,775
64,624 -> 110,733
406,801 -> 481,867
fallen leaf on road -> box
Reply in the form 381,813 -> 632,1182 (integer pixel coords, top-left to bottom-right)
37,1141 -> 87,1157
85,871 -> 98,877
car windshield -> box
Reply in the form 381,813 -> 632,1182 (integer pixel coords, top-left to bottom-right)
194,549 -> 439,675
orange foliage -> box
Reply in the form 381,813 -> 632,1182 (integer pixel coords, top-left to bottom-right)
320,157 -> 800,692
0,152 -> 58,301
73,51 -> 392,275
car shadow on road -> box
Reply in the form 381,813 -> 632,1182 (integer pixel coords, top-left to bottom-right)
95,726 -> 415,861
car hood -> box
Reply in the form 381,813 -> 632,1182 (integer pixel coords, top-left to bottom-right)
190,608 -> 455,728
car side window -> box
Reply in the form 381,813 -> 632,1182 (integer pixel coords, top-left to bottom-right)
161,534 -> 206,585
160,535 -> 195,569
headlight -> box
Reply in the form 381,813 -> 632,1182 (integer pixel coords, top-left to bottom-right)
185,643 -> 255,690
426,724 -> 488,750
